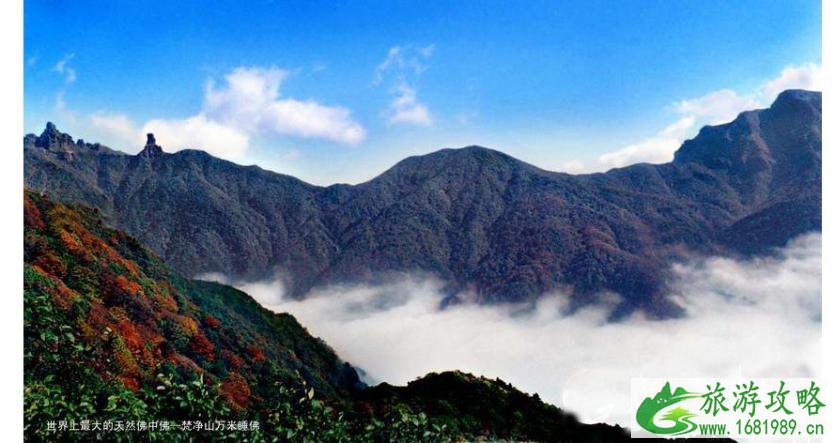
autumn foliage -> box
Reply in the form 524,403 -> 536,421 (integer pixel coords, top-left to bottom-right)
247,345 -> 266,362
203,315 -> 221,328
23,192 -> 264,408
220,372 -> 251,410
23,191 -> 380,440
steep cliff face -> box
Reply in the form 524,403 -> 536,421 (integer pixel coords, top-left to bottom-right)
24,90 -> 821,315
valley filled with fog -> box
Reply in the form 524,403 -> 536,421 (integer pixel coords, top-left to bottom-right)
203,233 -> 821,426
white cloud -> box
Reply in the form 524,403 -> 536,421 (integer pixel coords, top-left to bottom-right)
203,66 -> 366,145
87,112 -> 250,158
220,233 -> 820,428
141,115 -> 250,158
53,92 -> 67,113
52,53 -> 76,84
674,89 -> 759,125
387,85 -> 432,126
373,46 -> 403,85
52,92 -> 79,125
83,66 -> 365,158
262,98 -> 366,144
203,67 -> 288,133
374,45 -> 433,84
89,112 -> 141,147
759,63 -> 823,103
597,117 -> 695,170
375,45 -> 435,127
571,62 -> 822,173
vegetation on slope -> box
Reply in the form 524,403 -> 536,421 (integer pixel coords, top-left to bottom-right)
24,191 -> 377,441
25,191 -> 720,442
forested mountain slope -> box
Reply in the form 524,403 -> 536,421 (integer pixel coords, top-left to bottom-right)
24,90 -> 821,315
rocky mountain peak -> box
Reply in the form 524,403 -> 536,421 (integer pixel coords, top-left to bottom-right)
771,89 -> 821,110
672,90 -> 821,168
139,133 -> 163,157
24,123 -> 114,155
33,121 -> 76,151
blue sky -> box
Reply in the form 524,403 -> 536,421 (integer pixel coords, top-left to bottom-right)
24,0 -> 821,184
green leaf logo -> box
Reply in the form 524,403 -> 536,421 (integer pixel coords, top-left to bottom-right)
636,382 -> 701,435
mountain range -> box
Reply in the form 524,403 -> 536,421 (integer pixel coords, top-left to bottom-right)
24,89 -> 822,317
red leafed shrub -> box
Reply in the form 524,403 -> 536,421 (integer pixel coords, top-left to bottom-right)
221,349 -> 245,370
220,372 -> 251,409
53,283 -> 78,309
78,230 -> 103,251
85,303 -> 110,330
115,275 -> 143,297
98,272 -> 119,302
203,315 -> 221,329
115,319 -> 143,351
58,230 -> 91,261
120,257 -> 141,277
174,314 -> 199,337
246,345 -> 265,362
190,332 -> 215,360
155,290 -> 179,313
32,252 -> 67,278
97,240 -> 141,276
24,195 -> 45,229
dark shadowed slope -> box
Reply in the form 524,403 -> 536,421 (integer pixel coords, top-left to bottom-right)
24,90 -> 821,315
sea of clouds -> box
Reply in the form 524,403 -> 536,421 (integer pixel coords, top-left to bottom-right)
201,233 -> 821,427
